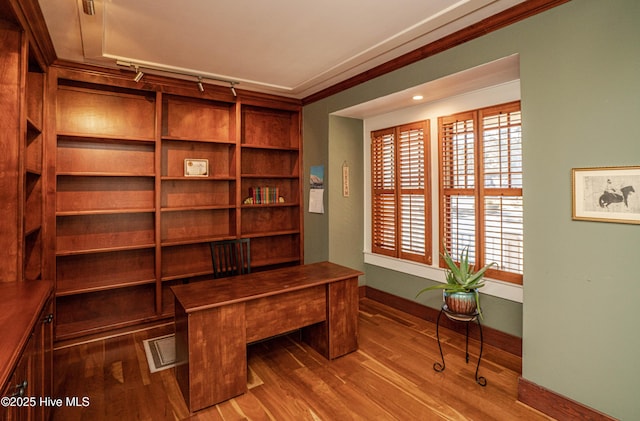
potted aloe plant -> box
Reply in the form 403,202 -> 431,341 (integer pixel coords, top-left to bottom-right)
417,245 -> 495,318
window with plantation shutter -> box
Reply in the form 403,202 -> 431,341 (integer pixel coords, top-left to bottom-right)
439,101 -> 523,284
371,121 -> 431,264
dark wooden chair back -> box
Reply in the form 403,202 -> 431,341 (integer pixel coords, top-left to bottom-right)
210,238 -> 251,279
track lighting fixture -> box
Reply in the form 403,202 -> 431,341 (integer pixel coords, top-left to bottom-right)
114,60 -> 239,95
82,0 -> 95,15
134,66 -> 144,83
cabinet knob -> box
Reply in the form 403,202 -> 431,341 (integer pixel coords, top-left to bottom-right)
11,380 -> 28,397
43,313 -> 54,323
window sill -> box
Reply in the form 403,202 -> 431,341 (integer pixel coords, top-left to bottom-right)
364,252 -> 523,303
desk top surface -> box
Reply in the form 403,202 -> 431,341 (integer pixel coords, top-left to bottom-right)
171,261 -> 362,313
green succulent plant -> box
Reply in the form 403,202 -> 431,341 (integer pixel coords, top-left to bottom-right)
416,245 -> 496,317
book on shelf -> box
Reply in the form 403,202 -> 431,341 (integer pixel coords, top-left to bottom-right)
248,186 -> 280,204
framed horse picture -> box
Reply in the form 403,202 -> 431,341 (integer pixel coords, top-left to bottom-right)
572,166 -> 640,224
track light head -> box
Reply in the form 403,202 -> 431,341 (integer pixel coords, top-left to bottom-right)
197,77 -> 205,92
230,82 -> 237,97
82,0 -> 95,15
134,66 -> 144,83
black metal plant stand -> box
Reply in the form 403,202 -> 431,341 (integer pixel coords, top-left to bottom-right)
434,304 -> 486,386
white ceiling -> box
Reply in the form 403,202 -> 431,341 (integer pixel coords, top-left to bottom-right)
38,0 -> 525,99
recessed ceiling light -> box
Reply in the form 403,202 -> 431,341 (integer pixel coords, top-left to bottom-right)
412,95 -> 424,101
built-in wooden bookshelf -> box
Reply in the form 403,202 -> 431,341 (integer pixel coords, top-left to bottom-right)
240,105 -> 302,268
54,80 -> 158,338
50,73 -> 302,340
0,12 -> 54,420
23,54 -> 46,281
159,95 -> 238,316
0,31 -> 47,283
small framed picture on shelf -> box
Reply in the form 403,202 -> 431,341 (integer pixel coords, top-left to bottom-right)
572,166 -> 640,224
184,159 -> 209,177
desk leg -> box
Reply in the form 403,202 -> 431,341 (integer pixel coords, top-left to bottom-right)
302,277 -> 358,359
177,302 -> 247,412
327,277 -> 358,359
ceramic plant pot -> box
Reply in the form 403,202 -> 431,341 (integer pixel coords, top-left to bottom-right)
444,291 -> 477,315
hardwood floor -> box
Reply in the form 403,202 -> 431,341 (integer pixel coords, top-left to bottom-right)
52,298 -> 552,420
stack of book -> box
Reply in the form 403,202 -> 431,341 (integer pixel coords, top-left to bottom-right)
249,186 -> 280,204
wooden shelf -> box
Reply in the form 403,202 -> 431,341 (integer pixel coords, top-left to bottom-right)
24,229 -> 42,281
161,242 -> 215,281
56,279 -> 156,297
56,208 -> 155,216
161,139 -> 235,178
57,132 -> 156,143
240,143 -> 299,151
241,177 -> 299,204
252,255 -> 302,269
161,271 -> 213,283
55,283 -> 157,340
56,243 -> 156,257
161,208 -> 235,243
26,116 -> 43,134
250,233 -> 301,268
56,248 -> 156,295
241,203 -> 299,208
56,176 -> 155,213
241,207 -> 300,235
162,135 -> 235,144
161,176 -> 235,181
241,173 -> 299,179
57,172 -> 156,177
161,205 -> 235,212
242,229 -> 300,238
161,235 -> 235,247
57,136 -> 155,175
24,225 -> 42,238
161,178 -> 235,209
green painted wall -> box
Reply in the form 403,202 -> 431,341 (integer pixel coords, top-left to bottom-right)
302,101 -> 330,263
328,116 -> 366,278
519,1 -> 640,417
303,0 -> 640,418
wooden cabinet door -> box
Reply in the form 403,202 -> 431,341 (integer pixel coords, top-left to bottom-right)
1,342 -> 32,421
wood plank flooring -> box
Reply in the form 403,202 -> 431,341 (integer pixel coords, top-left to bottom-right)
52,298 -> 552,420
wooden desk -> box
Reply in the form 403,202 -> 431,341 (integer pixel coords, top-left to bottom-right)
171,261 -> 362,412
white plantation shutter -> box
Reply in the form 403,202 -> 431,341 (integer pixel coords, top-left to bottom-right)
481,103 -> 523,283
371,121 -> 431,263
371,128 -> 396,257
398,122 -> 430,263
439,101 -> 523,284
439,112 -> 478,262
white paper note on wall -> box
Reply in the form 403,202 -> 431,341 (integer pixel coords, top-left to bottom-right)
309,188 -> 324,213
